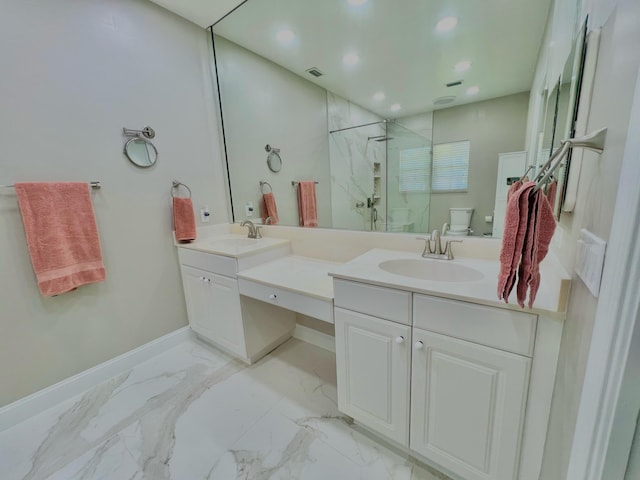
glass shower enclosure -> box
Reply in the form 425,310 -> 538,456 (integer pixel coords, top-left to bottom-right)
328,120 -> 432,233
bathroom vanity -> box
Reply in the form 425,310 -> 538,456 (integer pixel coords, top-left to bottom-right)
176,227 -> 570,480
329,249 -> 569,480
177,234 -> 296,363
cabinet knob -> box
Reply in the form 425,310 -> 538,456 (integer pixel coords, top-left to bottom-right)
205,278 -> 211,284
268,293 -> 277,301
200,276 -> 206,282
414,341 -> 424,350
395,336 -> 405,344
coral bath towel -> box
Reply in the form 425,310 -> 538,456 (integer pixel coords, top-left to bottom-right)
262,192 -> 279,224
15,182 -> 106,297
297,181 -> 318,227
173,197 -> 197,242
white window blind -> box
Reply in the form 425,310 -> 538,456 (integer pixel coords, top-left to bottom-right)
432,140 -> 470,192
399,147 -> 430,192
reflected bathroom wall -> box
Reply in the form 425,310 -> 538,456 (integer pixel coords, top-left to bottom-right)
327,93 -> 386,231
386,122 -> 432,233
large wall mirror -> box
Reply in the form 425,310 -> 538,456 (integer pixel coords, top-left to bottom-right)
212,0 -> 584,238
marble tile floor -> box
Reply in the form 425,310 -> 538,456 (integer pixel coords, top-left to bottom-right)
0,337 -> 451,480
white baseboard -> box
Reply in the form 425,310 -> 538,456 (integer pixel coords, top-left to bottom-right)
0,326 -> 194,432
293,324 -> 335,353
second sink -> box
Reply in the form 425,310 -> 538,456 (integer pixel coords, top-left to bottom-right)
379,258 -> 484,282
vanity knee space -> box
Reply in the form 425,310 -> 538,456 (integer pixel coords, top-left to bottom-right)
333,278 -> 540,480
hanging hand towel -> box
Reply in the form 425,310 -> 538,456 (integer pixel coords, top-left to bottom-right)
261,192 -> 279,224
497,181 -> 535,302
15,182 -> 106,297
173,197 -> 197,242
297,181 -> 318,228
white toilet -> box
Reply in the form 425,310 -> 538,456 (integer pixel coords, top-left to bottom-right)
388,208 -> 414,232
448,208 -> 474,236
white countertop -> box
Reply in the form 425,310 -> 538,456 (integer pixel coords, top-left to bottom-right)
328,249 -> 571,318
237,255 -> 341,302
177,234 -> 290,259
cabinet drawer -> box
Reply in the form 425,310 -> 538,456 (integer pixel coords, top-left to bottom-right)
413,294 -> 537,357
334,279 -> 411,325
238,278 -> 333,323
178,248 -> 237,277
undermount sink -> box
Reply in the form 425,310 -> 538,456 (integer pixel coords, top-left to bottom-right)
210,237 -> 259,247
378,258 -> 484,282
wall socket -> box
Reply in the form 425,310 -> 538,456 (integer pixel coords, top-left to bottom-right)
245,201 -> 254,217
200,206 -> 210,223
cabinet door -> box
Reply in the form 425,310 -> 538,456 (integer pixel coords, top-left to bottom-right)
334,307 -> 411,446
410,329 -> 530,480
181,266 -> 246,358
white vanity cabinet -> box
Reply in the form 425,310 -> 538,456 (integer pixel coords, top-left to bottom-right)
178,246 -> 295,364
333,279 -> 538,480
410,329 -> 530,480
334,307 -> 411,445
181,265 -> 246,358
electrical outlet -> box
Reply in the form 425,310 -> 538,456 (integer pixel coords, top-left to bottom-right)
245,202 -> 254,217
200,206 -> 210,223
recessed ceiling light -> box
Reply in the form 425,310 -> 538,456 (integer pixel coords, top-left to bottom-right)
342,52 -> 360,66
435,16 -> 458,32
466,86 -> 480,95
373,91 -> 385,101
347,0 -> 368,5
390,103 -> 401,112
276,29 -> 295,44
454,60 -> 472,72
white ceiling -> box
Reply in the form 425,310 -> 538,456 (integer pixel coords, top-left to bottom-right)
152,0 -> 552,119
149,0 -> 246,28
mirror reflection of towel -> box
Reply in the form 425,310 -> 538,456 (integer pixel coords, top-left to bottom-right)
262,192 -> 279,224
297,181 -> 318,228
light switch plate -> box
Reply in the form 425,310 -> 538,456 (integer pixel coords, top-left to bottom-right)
575,229 -> 607,297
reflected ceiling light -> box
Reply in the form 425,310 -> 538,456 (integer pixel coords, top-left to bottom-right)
435,16 -> 458,32
347,0 -> 368,5
276,29 -> 295,44
466,86 -> 480,95
373,91 -> 385,101
390,103 -> 401,112
342,52 -> 360,66
454,60 -> 472,72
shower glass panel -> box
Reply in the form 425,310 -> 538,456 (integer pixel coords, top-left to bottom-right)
385,122 -> 432,234
328,121 -> 387,231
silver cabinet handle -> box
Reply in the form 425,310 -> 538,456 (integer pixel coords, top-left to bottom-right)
268,293 -> 277,301
414,341 -> 424,350
395,336 -> 405,344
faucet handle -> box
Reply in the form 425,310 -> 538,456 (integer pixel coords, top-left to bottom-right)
416,237 -> 431,257
444,240 -> 463,260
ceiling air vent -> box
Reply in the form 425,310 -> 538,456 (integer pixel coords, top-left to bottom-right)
446,80 -> 463,87
306,67 -> 323,77
433,96 -> 456,106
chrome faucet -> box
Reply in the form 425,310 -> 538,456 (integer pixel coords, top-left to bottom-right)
417,228 -> 462,260
264,216 -> 275,225
240,220 -> 262,239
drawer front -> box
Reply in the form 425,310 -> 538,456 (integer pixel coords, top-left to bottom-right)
238,278 -> 333,324
178,248 -> 237,277
413,294 -> 537,357
334,279 -> 411,325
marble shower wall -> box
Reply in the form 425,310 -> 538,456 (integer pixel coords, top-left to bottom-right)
327,93 -> 387,231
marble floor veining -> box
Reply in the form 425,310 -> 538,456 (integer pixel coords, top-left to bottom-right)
0,337 -> 451,480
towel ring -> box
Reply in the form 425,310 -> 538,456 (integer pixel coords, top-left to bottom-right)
171,180 -> 192,198
260,181 -> 273,194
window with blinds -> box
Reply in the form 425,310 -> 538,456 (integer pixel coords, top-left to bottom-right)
399,147 -> 431,192
432,140 -> 470,192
